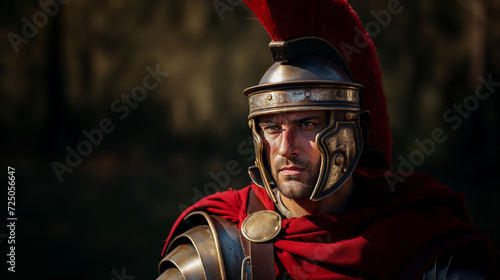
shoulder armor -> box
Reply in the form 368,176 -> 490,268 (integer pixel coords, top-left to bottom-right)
157,211 -> 245,280
420,241 -> 497,280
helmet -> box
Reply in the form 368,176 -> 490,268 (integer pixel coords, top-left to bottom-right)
242,0 -> 392,202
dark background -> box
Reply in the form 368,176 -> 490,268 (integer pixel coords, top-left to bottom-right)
0,0 -> 499,279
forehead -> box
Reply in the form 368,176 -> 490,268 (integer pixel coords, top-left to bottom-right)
258,110 -> 328,123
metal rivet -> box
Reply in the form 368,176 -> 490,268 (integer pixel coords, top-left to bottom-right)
335,155 -> 344,166
305,91 -> 311,98
267,94 -> 272,100
345,112 -> 353,121
343,168 -> 347,173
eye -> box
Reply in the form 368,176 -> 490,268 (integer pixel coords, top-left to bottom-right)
263,125 -> 281,134
299,121 -> 317,129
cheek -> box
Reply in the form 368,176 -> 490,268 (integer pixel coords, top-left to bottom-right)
263,140 -> 281,173
263,138 -> 278,156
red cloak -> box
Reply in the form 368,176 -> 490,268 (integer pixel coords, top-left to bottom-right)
161,173 -> 498,279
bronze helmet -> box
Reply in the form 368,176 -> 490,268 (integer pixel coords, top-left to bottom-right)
242,0 -> 391,203
245,37 -> 381,202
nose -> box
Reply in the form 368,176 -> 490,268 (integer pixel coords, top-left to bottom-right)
278,127 -> 300,158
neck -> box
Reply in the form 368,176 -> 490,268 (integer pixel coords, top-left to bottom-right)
280,176 -> 355,216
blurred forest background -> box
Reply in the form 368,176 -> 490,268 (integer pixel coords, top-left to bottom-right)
0,0 -> 499,279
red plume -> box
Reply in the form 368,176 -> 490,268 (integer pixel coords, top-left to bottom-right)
242,0 -> 392,177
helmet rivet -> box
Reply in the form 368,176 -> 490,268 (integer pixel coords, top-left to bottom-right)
267,94 -> 273,100
335,155 -> 344,166
305,91 -> 311,98
343,168 -> 347,173
345,112 -> 353,121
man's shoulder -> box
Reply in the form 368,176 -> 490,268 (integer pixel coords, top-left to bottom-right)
350,172 -> 455,211
185,184 -> 254,217
190,183 -> 273,214
386,172 -> 450,195
379,172 -> 464,208
359,173 -> 499,278
161,184 -> 254,256
379,172 -> 469,218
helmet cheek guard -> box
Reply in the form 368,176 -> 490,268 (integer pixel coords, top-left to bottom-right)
248,118 -> 278,203
312,111 -> 363,201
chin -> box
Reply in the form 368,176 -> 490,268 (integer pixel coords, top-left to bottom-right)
277,180 -> 314,200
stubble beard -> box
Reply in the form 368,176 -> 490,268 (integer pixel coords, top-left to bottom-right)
272,157 -> 320,200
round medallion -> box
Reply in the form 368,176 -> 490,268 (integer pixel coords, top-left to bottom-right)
241,210 -> 282,243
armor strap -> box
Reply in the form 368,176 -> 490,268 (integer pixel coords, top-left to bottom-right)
240,189 -> 277,279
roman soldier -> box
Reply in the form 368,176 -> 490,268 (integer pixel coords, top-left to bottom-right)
157,0 -> 499,279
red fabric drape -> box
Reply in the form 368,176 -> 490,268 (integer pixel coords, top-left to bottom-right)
161,173 -> 498,279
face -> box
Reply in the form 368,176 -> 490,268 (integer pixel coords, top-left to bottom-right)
258,111 -> 328,200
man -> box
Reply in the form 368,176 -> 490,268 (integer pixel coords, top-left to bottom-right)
157,0 -> 499,279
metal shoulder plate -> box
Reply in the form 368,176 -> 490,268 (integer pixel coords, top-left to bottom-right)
157,211 -> 245,280
419,241 -> 497,280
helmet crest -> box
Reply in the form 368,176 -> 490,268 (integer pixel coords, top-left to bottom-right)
242,0 -> 392,178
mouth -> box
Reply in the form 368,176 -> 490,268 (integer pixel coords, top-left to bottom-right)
279,166 -> 305,176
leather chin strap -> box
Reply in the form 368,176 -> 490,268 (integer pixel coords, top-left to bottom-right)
240,189 -> 277,280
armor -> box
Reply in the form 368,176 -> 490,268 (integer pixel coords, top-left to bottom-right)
417,240 -> 497,280
244,36 -> 389,202
157,211 -> 244,280
161,0 -> 395,278
157,199 -> 497,280
240,0 -> 392,203
158,0 -> 498,279
157,189 -> 277,280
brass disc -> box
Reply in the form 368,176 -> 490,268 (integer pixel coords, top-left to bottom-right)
241,210 -> 282,243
